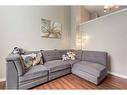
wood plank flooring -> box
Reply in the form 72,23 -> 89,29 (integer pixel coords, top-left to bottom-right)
1,74 -> 127,89
0,81 -> 5,89
32,74 -> 127,89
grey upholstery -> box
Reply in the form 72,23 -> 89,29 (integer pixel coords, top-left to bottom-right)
19,65 -> 48,82
6,51 -> 49,89
49,68 -> 71,80
72,68 -> 107,85
72,61 -> 107,77
58,49 -> 82,60
41,50 -> 61,62
18,61 -> 49,89
19,76 -> 48,89
44,59 -> 76,81
24,51 -> 41,55
58,50 -> 68,56
6,54 -> 25,76
62,60 -> 80,66
82,50 -> 107,66
75,50 -> 82,60
44,60 -> 71,72
73,50 -> 108,85
6,53 -> 22,61
6,49 -> 108,89
6,61 -> 18,89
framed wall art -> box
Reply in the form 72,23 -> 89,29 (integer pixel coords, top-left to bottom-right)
41,18 -> 62,38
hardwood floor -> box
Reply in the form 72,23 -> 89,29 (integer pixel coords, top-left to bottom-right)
0,81 -> 5,89
1,74 -> 127,89
32,74 -> 127,89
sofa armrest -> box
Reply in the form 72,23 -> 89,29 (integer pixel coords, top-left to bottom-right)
6,61 -> 18,89
6,54 -> 21,61
6,54 -> 25,76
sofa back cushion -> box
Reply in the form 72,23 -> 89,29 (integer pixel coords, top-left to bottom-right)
24,51 -> 40,55
41,50 -> 61,62
23,51 -> 44,66
75,50 -> 82,60
82,50 -> 107,66
58,50 -> 69,58
58,49 -> 82,60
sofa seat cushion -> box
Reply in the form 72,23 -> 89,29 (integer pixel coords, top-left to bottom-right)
64,60 -> 80,66
44,60 -> 72,73
75,50 -> 82,60
19,65 -> 48,82
73,61 -> 107,77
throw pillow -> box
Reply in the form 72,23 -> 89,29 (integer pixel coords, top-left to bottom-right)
67,51 -> 76,60
33,53 -> 43,65
12,47 -> 25,54
23,56 -> 33,68
21,52 -> 43,68
21,53 -> 36,68
62,54 -> 70,61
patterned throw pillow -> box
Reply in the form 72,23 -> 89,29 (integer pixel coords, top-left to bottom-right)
23,56 -> 33,68
33,53 -> 43,65
67,51 -> 76,60
21,53 -> 43,68
21,53 -> 36,68
62,54 -> 70,61
12,47 -> 25,54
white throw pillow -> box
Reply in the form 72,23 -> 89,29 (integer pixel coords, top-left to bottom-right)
67,51 -> 76,60
62,54 -> 70,61
33,53 -> 43,66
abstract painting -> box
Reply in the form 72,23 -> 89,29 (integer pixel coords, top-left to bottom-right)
41,18 -> 62,38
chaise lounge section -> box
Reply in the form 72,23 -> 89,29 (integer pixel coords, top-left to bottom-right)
6,49 -> 108,89
72,51 -> 108,84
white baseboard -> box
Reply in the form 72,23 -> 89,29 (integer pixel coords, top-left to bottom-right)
108,71 -> 127,79
0,78 -> 6,82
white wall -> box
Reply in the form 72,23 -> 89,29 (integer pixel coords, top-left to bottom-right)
80,9 -> 127,77
70,6 -> 80,49
70,6 -> 90,49
0,6 -> 70,80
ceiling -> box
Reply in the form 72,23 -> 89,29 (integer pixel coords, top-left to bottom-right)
84,6 -> 127,17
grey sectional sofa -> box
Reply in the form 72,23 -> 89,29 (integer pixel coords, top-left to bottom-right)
6,50 -> 108,89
